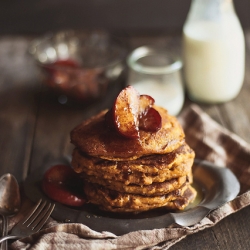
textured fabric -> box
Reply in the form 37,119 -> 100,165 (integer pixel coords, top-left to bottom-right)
9,104 -> 250,250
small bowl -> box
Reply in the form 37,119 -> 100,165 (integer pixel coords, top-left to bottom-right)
29,30 -> 127,103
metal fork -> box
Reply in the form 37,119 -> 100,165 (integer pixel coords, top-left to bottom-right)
0,199 -> 55,243
0,214 -> 7,250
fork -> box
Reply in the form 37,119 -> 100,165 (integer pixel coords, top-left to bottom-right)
0,199 -> 55,243
0,214 -> 7,250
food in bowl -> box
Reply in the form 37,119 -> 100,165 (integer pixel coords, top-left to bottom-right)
29,30 -> 127,103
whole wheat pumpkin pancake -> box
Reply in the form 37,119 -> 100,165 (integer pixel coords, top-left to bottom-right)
70,106 -> 185,161
72,143 -> 194,185
72,143 -> 194,175
84,182 -> 197,213
81,175 -> 189,196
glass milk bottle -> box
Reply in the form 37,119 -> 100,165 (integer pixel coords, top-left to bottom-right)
183,0 -> 245,103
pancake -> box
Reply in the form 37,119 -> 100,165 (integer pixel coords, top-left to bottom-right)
84,182 -> 197,213
70,99 -> 197,213
81,175 -> 188,196
79,163 -> 192,185
70,105 -> 185,160
71,143 -> 195,185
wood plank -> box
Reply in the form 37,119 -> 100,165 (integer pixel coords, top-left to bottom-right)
0,1 -> 249,35
171,207 -> 250,250
0,37 -> 39,181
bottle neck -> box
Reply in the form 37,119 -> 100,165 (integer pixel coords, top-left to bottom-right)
187,0 -> 236,22
221,0 -> 235,12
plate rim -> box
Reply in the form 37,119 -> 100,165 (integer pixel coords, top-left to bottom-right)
23,158 -> 240,235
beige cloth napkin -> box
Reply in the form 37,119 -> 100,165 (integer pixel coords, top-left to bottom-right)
9,104 -> 250,250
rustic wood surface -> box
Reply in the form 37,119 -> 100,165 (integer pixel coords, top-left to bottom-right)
0,0 -> 249,35
0,31 -> 250,249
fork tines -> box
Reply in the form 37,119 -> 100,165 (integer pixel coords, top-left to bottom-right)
21,199 -> 55,232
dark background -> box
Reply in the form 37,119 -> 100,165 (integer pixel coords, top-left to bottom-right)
1,0 -> 250,36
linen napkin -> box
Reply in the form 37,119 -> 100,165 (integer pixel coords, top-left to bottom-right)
9,104 -> 250,250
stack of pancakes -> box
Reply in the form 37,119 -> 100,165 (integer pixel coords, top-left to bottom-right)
70,106 -> 196,213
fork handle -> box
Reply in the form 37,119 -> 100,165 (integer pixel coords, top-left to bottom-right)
1,215 -> 8,250
0,235 -> 20,243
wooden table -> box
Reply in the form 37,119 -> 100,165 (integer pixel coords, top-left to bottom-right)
0,31 -> 250,249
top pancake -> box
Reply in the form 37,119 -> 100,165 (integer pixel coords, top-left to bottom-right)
70,106 -> 185,160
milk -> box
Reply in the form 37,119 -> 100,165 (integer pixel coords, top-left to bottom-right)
183,16 -> 245,103
132,78 -> 184,116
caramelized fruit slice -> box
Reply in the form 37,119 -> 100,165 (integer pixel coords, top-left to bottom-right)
113,85 -> 140,138
44,59 -> 79,76
139,95 -> 155,117
49,59 -> 80,68
42,164 -> 85,207
139,107 -> 162,132
106,86 -> 162,138
44,59 -> 80,87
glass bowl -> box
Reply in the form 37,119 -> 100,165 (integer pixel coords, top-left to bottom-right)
29,30 -> 127,103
